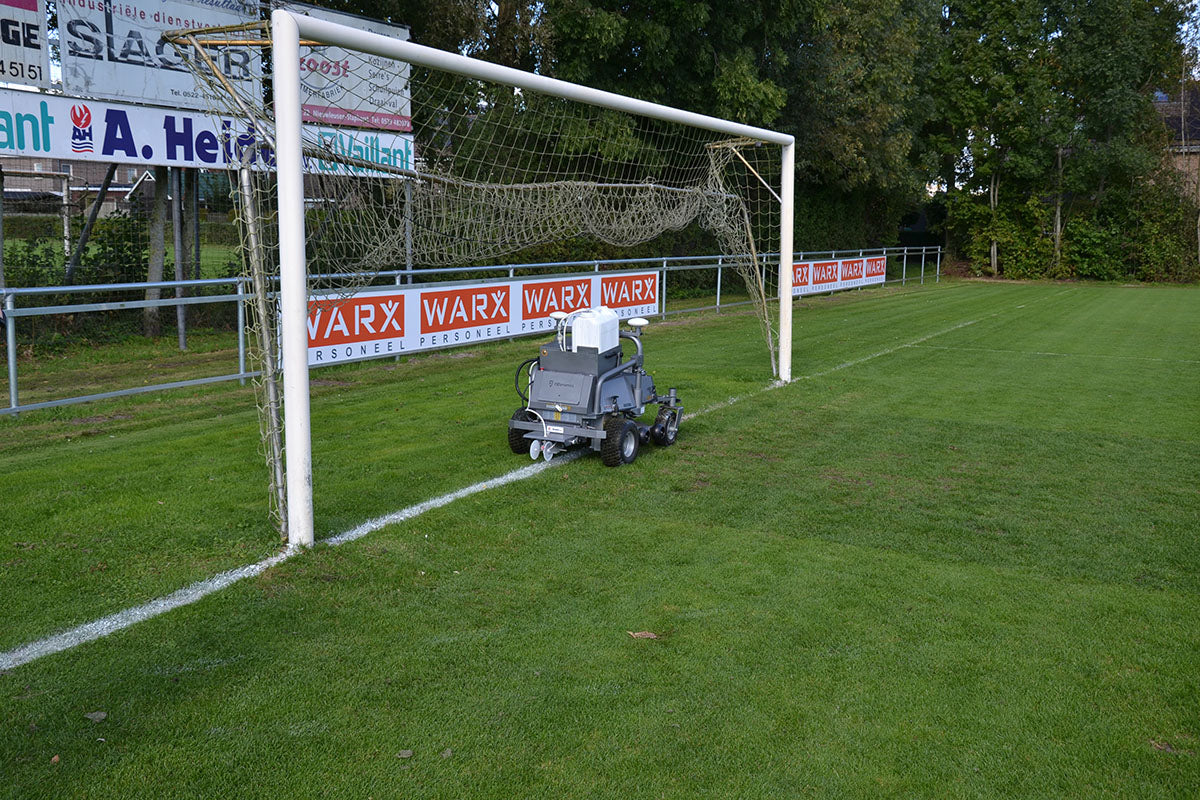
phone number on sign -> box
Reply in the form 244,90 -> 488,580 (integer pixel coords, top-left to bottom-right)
0,61 -> 41,82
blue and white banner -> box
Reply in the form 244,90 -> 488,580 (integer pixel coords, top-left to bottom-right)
0,87 -> 412,174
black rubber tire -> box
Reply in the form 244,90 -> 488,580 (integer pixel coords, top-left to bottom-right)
508,408 -> 536,454
651,406 -> 679,447
601,416 -> 640,467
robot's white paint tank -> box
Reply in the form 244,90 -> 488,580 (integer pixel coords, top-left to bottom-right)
571,306 -> 620,352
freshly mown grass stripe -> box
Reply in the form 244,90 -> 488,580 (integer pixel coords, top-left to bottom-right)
2,279 -> 1196,798
4,305 -> 984,672
0,281 -> 988,659
0,281 -> 971,651
2,363 -> 1198,797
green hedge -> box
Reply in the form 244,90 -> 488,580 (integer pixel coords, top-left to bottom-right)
3,214 -> 64,240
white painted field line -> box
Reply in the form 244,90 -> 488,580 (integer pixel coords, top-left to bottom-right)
0,456 -> 578,672
324,452 -> 582,547
1,293 -> 1043,672
0,551 -> 293,671
909,343 -> 1200,365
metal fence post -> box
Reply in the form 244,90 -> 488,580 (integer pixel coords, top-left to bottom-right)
660,259 -> 668,319
171,168 -> 187,351
715,255 -> 722,311
936,247 -> 942,282
920,248 -> 926,285
902,249 -> 908,286
5,293 -> 17,412
236,277 -> 247,385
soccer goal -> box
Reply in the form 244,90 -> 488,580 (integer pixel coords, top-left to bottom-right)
171,8 -> 794,547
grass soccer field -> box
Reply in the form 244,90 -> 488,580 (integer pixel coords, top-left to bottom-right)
2,279 -> 1198,798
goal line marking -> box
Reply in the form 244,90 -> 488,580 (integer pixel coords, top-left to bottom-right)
0,303 -> 1023,672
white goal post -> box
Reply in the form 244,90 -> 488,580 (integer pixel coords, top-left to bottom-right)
269,9 -> 795,548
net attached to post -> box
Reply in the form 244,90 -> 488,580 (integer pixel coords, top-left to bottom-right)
167,19 -> 783,534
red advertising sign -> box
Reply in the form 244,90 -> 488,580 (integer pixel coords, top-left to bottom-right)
522,278 -> 592,318
812,260 -> 840,286
306,269 -> 658,366
841,259 -> 864,280
792,256 -> 888,297
420,285 -> 510,334
793,262 -> 810,287
307,294 -> 403,347
600,273 -> 658,309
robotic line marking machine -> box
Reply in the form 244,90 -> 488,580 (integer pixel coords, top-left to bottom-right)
507,306 -> 683,466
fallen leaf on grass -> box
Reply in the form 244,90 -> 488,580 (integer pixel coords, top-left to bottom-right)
50,754 -> 59,764
1151,739 -> 1196,755
396,750 -> 413,759
83,711 -> 107,723
627,631 -> 659,639
441,748 -> 453,759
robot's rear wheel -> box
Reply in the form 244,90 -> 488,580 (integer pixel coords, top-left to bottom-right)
508,408 -> 536,454
602,416 -> 640,467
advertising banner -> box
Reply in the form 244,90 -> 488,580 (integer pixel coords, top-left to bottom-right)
307,271 -> 660,367
0,0 -> 50,88
0,87 -> 413,174
60,0 -> 260,111
793,255 -> 886,296
288,3 -> 411,132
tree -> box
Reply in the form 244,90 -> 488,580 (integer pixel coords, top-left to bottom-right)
931,0 -> 1195,279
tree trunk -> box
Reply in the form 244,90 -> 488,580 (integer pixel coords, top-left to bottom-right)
64,163 -> 116,285
1053,146 -> 1063,274
491,1 -> 520,67
989,173 -> 999,276
144,166 -> 168,337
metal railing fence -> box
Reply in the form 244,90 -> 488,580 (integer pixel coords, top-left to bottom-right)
3,245 -> 941,415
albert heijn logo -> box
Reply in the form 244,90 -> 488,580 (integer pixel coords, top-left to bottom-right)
522,278 -> 592,318
600,272 -> 657,309
70,104 -> 93,154
421,285 -> 510,333
307,294 -> 403,347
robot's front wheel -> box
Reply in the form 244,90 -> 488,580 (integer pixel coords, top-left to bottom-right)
651,406 -> 680,447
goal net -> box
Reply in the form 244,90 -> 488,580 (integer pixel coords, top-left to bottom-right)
168,9 -> 794,545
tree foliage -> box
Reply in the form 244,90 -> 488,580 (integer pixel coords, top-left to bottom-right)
332,0 -> 1198,279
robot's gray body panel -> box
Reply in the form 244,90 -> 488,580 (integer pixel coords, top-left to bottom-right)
508,310 -> 681,464
526,343 -> 656,433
